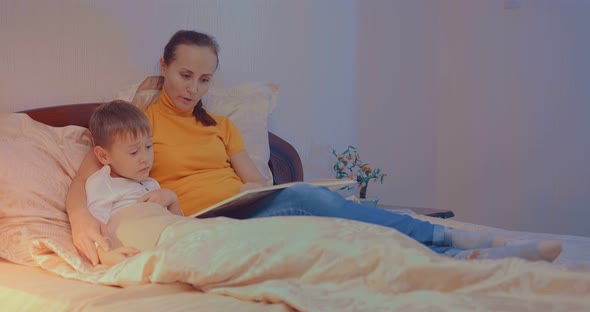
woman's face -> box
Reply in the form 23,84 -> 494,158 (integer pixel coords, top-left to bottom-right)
160,44 -> 218,111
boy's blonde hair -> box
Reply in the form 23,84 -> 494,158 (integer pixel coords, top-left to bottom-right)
89,100 -> 151,148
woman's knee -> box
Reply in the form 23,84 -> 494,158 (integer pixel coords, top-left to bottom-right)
284,183 -> 318,193
282,184 -> 339,202
278,184 -> 344,212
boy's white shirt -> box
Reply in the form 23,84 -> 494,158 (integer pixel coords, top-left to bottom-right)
86,165 -> 160,224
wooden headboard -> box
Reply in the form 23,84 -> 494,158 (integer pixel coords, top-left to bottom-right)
20,103 -> 304,185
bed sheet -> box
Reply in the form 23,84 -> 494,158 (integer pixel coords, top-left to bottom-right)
25,212 -> 590,311
3,211 -> 590,311
0,259 -> 291,312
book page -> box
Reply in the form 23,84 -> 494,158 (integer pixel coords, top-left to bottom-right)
190,179 -> 355,218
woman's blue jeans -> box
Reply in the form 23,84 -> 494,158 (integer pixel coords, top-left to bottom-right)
238,184 -> 450,252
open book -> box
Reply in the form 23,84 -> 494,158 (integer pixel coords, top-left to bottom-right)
189,179 -> 356,218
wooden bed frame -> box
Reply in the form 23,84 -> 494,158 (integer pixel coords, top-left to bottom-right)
21,103 -> 304,185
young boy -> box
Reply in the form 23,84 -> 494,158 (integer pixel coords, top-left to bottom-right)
86,100 -> 183,265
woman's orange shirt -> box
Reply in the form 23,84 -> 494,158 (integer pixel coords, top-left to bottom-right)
145,89 -> 245,216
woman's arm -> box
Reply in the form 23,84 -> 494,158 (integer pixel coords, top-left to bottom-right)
230,150 -> 268,189
66,150 -> 107,265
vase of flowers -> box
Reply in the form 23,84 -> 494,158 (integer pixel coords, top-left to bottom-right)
332,146 -> 387,206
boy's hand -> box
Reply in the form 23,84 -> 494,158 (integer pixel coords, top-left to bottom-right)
138,189 -> 177,207
98,246 -> 140,266
138,189 -> 183,216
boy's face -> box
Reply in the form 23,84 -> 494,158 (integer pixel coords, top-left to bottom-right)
95,132 -> 154,181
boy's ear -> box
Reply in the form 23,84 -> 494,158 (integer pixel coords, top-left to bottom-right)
93,146 -> 110,165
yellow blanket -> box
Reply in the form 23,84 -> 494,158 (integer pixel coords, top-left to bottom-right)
33,214 -> 590,311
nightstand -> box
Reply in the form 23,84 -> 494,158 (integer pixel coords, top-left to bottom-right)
377,204 -> 455,219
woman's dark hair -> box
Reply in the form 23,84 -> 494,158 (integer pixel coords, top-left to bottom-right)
163,30 -> 220,126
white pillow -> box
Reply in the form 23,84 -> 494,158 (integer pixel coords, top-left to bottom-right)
116,81 -> 277,185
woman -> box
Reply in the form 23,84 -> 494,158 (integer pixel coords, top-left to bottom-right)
67,30 -> 561,266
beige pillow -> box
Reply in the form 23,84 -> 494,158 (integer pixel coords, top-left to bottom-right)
116,79 -> 278,185
204,82 -> 277,185
0,114 -> 92,265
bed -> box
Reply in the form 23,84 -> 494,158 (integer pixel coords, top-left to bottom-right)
1,101 -> 590,311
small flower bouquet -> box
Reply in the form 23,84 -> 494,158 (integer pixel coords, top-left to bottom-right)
332,146 -> 386,199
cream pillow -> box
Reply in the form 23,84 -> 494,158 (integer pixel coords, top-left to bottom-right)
0,114 -> 92,266
204,82 -> 277,185
116,80 -> 278,185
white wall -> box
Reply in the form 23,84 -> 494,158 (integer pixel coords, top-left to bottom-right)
357,0 -> 440,210
435,0 -> 590,236
0,0 -> 359,181
1,0 -> 588,236
357,0 -> 590,237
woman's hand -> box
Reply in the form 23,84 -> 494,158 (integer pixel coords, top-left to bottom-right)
69,212 -> 110,266
240,182 -> 265,192
97,246 -> 140,266
138,189 -> 183,216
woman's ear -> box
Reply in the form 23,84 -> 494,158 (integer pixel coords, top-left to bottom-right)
93,146 -> 110,165
159,57 -> 167,76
